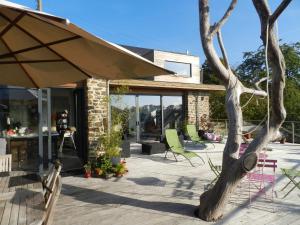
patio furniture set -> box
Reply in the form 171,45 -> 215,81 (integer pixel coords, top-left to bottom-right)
208,142 -> 300,203
163,124 -> 221,167
162,124 -> 299,202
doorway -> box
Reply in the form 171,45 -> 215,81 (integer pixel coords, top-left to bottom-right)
51,88 -> 85,171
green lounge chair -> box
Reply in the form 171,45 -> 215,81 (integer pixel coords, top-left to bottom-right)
186,124 -> 215,148
280,168 -> 300,198
207,158 -> 222,187
165,129 -> 205,166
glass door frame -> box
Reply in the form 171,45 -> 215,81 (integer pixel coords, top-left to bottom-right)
110,93 -> 183,143
38,88 -> 51,173
137,94 -> 162,142
135,95 -> 140,142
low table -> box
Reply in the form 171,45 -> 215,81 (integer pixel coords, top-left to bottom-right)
141,141 -> 166,155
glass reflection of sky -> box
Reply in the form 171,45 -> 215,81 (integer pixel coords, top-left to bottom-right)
111,95 -> 183,109
111,95 -> 135,110
164,61 -> 191,76
163,96 -> 182,108
139,95 -> 160,107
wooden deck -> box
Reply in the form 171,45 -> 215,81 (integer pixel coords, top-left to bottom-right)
53,142 -> 300,225
0,171 -> 44,225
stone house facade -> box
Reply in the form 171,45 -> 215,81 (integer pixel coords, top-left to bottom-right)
85,46 -> 224,159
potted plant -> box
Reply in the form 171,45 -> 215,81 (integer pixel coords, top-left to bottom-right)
83,162 -> 92,178
95,154 -> 113,179
113,163 -> 126,177
113,160 -> 128,177
98,129 -> 122,165
94,161 -> 103,176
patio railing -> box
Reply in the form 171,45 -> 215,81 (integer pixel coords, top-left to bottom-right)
211,119 -> 300,144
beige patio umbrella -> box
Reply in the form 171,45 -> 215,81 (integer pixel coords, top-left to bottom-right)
0,1 -> 173,88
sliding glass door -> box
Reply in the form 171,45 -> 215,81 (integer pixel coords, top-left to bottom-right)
110,94 -> 183,142
110,95 -> 138,142
139,95 -> 161,141
162,96 -> 183,131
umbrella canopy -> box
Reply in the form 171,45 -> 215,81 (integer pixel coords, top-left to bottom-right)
0,1 -> 173,88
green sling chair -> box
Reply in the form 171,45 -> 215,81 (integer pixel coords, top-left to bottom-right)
186,124 -> 215,148
165,129 -> 205,167
207,158 -> 222,187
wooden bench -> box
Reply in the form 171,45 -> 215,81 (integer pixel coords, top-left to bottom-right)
0,154 -> 11,172
42,161 -> 62,225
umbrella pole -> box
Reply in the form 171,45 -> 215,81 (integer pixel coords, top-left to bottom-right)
38,89 -> 43,174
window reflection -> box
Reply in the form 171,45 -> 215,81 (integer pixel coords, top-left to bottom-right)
110,95 -> 137,141
164,61 -> 191,77
110,94 -> 183,142
163,96 -> 183,130
0,87 -> 39,170
0,88 -> 38,138
139,96 -> 161,141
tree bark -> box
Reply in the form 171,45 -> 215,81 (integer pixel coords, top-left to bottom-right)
37,0 -> 42,11
197,0 -> 290,221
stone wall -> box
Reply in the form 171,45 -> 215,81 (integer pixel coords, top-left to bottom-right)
85,78 -> 108,159
185,91 -> 210,130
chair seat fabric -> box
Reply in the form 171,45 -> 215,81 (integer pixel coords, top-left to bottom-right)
247,173 -> 275,183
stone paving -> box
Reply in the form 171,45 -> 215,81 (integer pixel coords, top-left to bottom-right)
53,142 -> 300,225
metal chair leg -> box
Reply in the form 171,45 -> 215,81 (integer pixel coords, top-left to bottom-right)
164,150 -> 169,159
197,155 -> 205,164
59,136 -> 65,153
70,134 -> 76,150
173,153 -> 178,162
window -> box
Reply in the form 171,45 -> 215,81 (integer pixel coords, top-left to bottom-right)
163,96 -> 183,130
164,61 -> 191,77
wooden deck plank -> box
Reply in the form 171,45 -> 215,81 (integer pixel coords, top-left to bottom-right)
0,201 -> 12,225
1,177 -> 9,194
0,201 -> 6,223
0,176 -> 6,192
26,192 -> 44,225
8,196 -> 19,225
18,192 -> 26,225
0,172 -> 45,225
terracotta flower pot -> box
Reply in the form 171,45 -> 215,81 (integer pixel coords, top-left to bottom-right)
84,171 -> 91,178
95,168 -> 103,176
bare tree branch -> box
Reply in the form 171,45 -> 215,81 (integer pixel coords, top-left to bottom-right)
254,77 -> 271,92
217,29 -> 268,98
198,0 -> 290,221
243,87 -> 268,97
210,0 -> 238,36
37,0 -> 42,11
199,0 -> 231,83
217,30 -> 230,69
270,0 -> 293,25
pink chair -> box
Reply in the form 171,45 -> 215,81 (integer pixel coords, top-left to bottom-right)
239,144 -> 268,159
239,143 -> 248,157
247,158 -> 277,203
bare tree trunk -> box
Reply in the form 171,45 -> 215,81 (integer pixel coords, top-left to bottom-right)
196,0 -> 290,221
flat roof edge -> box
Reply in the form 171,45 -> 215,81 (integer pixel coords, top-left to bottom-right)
110,79 -> 225,91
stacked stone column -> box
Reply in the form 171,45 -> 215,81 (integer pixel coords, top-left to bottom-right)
185,91 -> 210,130
85,78 -> 108,159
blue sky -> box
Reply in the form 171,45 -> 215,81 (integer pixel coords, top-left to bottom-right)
11,0 -> 300,66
